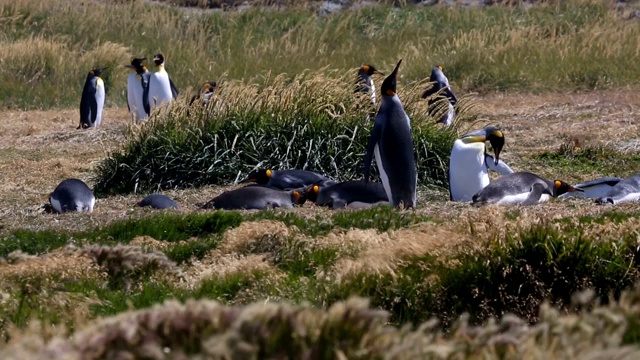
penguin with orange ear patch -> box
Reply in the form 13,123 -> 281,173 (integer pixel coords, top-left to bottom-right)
240,169 -> 335,191
355,64 -> 384,110
201,186 -> 306,210
472,172 -> 582,206
363,59 -> 417,209
305,181 -> 388,209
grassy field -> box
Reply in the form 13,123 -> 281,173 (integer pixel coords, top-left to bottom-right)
2,0 -> 640,357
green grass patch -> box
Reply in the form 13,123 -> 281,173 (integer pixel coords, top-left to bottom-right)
534,143 -> 640,177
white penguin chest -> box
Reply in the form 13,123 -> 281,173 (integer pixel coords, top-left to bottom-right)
450,140 -> 489,202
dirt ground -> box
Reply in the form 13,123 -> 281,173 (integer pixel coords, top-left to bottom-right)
1,89 -> 639,234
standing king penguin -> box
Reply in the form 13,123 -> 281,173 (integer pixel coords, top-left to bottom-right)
125,57 -> 150,123
422,66 -> 458,128
78,67 -> 108,129
363,59 -> 417,209
148,53 -> 179,112
449,126 -> 514,202
355,65 -> 383,107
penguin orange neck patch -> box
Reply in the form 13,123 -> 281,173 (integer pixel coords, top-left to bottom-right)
386,89 -> 395,96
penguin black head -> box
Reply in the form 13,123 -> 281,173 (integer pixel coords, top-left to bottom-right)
361,65 -> 383,77
125,57 -> 146,72
553,180 -> 583,197
381,59 -> 402,97
88,67 -> 108,77
486,127 -> 505,166
292,190 -> 307,205
304,184 -> 321,203
153,53 -> 165,66
241,169 -> 272,184
201,81 -> 217,94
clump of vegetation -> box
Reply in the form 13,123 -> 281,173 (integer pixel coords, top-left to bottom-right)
92,73 -> 462,195
4,291 -> 640,359
81,244 -> 180,290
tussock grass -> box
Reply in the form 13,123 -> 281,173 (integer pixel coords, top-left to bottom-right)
2,0 -> 640,109
92,73 -> 462,194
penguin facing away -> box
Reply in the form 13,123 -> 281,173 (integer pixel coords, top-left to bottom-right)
78,67 -> 108,129
305,180 -> 389,209
125,57 -> 150,123
449,126 -> 514,202
559,176 -> 623,199
472,172 -> 582,206
201,186 -> 306,210
240,169 -> 336,191
137,194 -> 180,210
49,178 -> 96,213
363,59 -> 417,209
422,65 -> 458,127
595,174 -> 640,205
148,53 -> 179,112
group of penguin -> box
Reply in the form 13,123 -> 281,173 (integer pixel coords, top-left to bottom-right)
59,58 -> 639,214
78,53 -> 217,129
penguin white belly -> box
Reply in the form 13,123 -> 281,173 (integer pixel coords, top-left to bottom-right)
450,141 -> 489,202
374,144 -> 392,201
443,103 -> 455,128
612,192 -> 640,204
371,82 -> 376,105
95,78 -> 105,127
50,196 -> 63,213
148,70 -> 173,110
496,193 -> 550,205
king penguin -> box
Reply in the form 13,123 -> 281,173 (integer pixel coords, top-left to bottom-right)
148,53 -> 179,112
472,172 -> 582,205
595,174 -> 640,205
49,178 -> 96,213
240,169 -> 336,190
189,81 -> 217,107
125,57 -> 150,123
355,65 -> 384,113
137,194 -> 180,209
363,59 -> 417,209
449,126 -> 514,202
305,181 -> 389,209
202,186 -> 306,210
559,176 -> 623,199
78,67 -> 108,129
422,66 -> 457,128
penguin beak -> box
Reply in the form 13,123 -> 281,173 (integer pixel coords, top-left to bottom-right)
567,186 -> 583,193
391,59 -> 402,80
373,70 -> 385,76
489,136 -> 504,165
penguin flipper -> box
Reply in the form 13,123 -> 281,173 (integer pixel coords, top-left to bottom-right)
522,183 -> 546,205
141,73 -> 151,116
421,85 -> 437,99
363,123 -> 382,183
169,77 -> 179,98
485,154 -> 514,175
444,87 -> 458,106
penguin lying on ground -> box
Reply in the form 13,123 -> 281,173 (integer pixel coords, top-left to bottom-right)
422,65 -> 458,128
49,179 -> 96,213
595,174 -> 640,205
148,53 -> 179,112
125,57 -> 150,123
201,186 -> 306,210
305,181 -> 389,209
472,172 -> 582,206
364,59 -> 417,209
241,169 -> 335,190
78,67 -> 108,129
559,176 -> 623,199
137,194 -> 180,210
449,125 -> 514,202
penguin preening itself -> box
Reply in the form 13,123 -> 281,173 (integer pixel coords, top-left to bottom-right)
78,67 -> 108,129
422,66 -> 457,128
472,172 -> 582,206
137,194 -> 180,210
189,81 -> 217,107
559,176 -> 623,199
449,126 -> 514,202
49,178 -> 96,213
202,186 -> 306,210
125,57 -> 150,123
595,174 -> 640,205
305,181 -> 389,209
240,169 -> 336,190
355,64 -> 384,108
148,53 -> 179,112
363,59 -> 417,209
